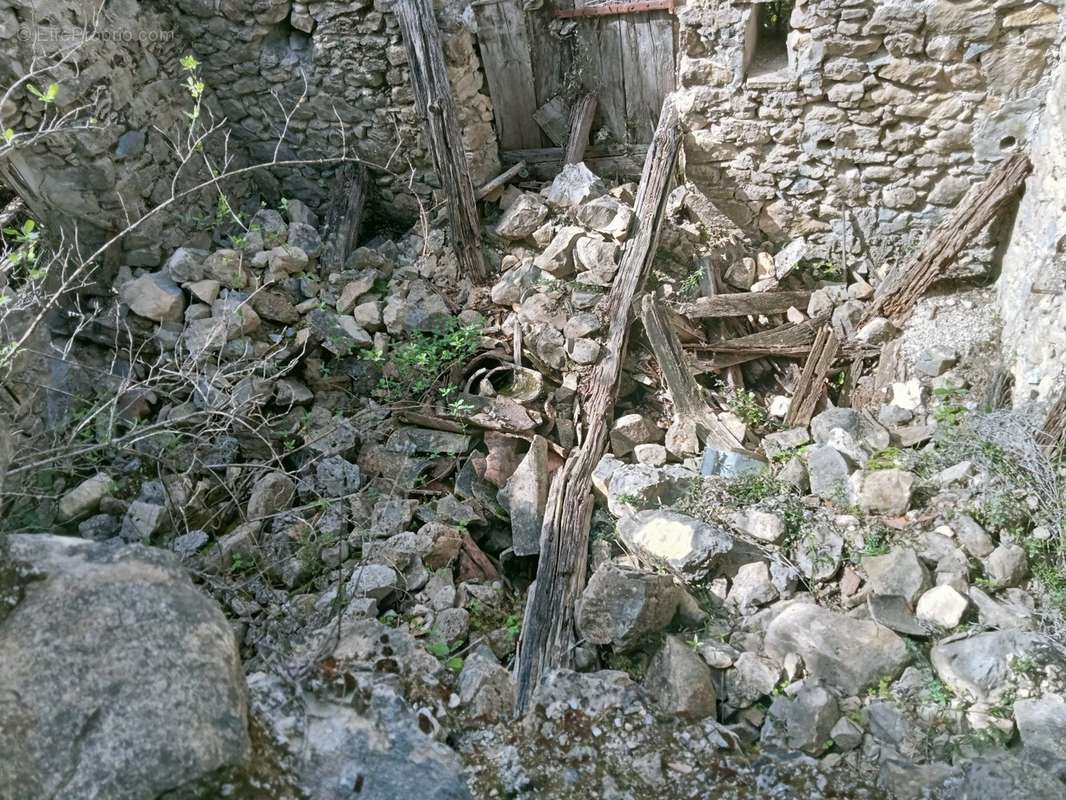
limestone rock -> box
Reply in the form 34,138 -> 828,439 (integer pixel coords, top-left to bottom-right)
617,509 -> 735,580
1014,693 -> 1066,779
860,469 -> 915,516
576,562 -> 680,652
762,683 -> 840,755
862,547 -> 930,605
806,445 -> 852,499
574,196 -> 633,239
122,272 -> 185,322
727,561 -> 778,611
984,542 -> 1029,587
644,634 -> 717,720
0,535 -> 249,799
498,436 -> 549,557
931,630 -> 1066,702
915,585 -> 969,628
544,162 -> 606,208
765,603 -> 910,695
57,472 -> 115,522
955,514 -> 995,558
731,509 -> 786,543
346,564 -> 400,601
495,194 -> 549,240
609,413 -> 662,456
605,463 -> 695,517
246,471 -> 295,521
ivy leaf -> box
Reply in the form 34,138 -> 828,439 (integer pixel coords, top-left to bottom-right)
445,656 -> 464,673
426,640 -> 450,658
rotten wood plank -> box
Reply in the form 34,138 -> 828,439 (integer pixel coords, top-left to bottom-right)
319,163 -> 367,272
532,95 -> 571,147
472,0 -> 543,150
396,0 -> 490,284
864,154 -> 1030,323
676,290 -> 813,319
784,326 -> 841,428
641,294 -> 743,449
501,145 -> 648,180
556,0 -> 675,18
620,7 -> 676,142
575,0 -> 628,145
564,94 -> 598,165
514,99 -> 681,714
476,160 -> 527,200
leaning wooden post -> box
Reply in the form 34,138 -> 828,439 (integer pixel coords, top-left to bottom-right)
513,99 -> 681,714
394,0 -> 490,284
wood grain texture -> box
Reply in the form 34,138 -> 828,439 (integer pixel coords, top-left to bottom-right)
396,0 -> 489,283
676,290 -> 812,319
319,163 -> 367,272
513,100 -> 681,714
865,154 -> 1030,323
620,11 -> 676,142
473,0 -> 542,150
532,96 -> 571,146
575,0 -> 628,144
564,94 -> 598,164
784,326 -> 840,427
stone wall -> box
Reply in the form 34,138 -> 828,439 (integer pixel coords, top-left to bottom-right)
0,0 -> 498,267
997,41 -> 1066,404
677,0 -> 1062,276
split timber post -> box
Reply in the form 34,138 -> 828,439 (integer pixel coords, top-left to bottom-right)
512,99 -> 681,715
394,0 -> 490,284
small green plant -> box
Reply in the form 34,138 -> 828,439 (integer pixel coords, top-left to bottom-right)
727,389 -> 769,429
679,266 -> 703,296
376,318 -> 483,404
1009,654 -> 1036,676
933,386 -> 968,427
26,82 -> 60,105
926,676 -> 953,706
229,553 -> 257,576
861,525 -> 891,557
725,471 -> 785,505
866,447 -> 903,472
2,218 -> 43,277
804,259 -> 843,282
427,637 -> 465,672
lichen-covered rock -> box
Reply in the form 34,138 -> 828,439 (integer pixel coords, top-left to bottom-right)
617,509 -> 735,580
0,535 -> 249,799
575,562 -> 681,652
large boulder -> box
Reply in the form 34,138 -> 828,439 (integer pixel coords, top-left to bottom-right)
575,562 -> 681,652
931,630 -> 1066,702
617,509 -> 735,580
0,535 -> 249,798
764,603 -> 910,695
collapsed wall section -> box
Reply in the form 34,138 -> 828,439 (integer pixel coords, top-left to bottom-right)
0,0 -> 498,266
676,0 -> 1061,276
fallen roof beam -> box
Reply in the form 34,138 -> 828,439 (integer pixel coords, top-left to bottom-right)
513,98 -> 681,715
676,290 -> 813,319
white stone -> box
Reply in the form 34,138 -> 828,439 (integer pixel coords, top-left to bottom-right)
916,585 -> 969,628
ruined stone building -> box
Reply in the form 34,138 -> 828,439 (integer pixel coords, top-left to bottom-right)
1,0 -> 1064,393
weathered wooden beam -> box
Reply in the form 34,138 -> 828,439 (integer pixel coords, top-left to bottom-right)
784,326 -> 840,427
395,0 -> 490,284
676,290 -> 813,319
319,163 -> 367,272
641,294 -> 743,449
476,160 -> 527,200
864,154 -> 1030,323
513,99 -> 681,715
501,145 -> 648,180
564,95 -> 598,165
555,0 -> 675,18
532,96 -> 571,147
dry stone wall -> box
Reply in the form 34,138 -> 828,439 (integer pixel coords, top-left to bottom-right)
997,42 -> 1066,404
677,0 -> 1062,275
0,0 -> 498,266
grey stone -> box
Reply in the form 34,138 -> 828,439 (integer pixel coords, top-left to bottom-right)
533,225 -> 584,277
644,634 -> 717,720
247,471 -> 295,521
811,407 -> 861,444
633,443 -> 668,466
931,630 -> 1066,702
761,427 -> 810,459
249,673 -> 470,800
545,162 -> 606,208
122,272 -> 185,322
829,716 -> 864,751
371,498 -> 418,537
761,683 -> 840,755
731,509 -> 786,543
605,463 -> 696,517
164,247 -> 209,282
765,603 -> 910,695
617,509 -> 735,580
806,445 -> 852,499
57,473 -> 116,522
915,347 -> 958,377
609,413 -> 662,456
287,221 -> 322,258
1014,693 -> 1066,779
78,513 -> 120,541
862,547 -> 930,605
700,446 -> 767,478
955,514 -> 995,558
498,436 -> 549,557
574,195 -> 633,238
954,755 -> 1065,800
495,194 -> 549,240
575,562 -> 680,652
0,535 -> 249,799
386,427 -> 471,455
867,593 -> 927,637
121,501 -> 168,542
202,249 -> 250,288
532,669 -> 642,720
458,649 -> 515,722
346,564 -> 400,601
724,652 -> 782,710
172,529 -> 210,558
860,469 -> 915,515
915,585 -> 969,628
984,542 -> 1029,587
727,561 -> 778,611
968,586 -> 1035,630
314,456 -> 362,499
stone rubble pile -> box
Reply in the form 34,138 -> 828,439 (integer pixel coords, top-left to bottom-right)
18,162 -> 1066,799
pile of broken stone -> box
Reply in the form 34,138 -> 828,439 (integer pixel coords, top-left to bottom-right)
14,163 -> 1066,799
